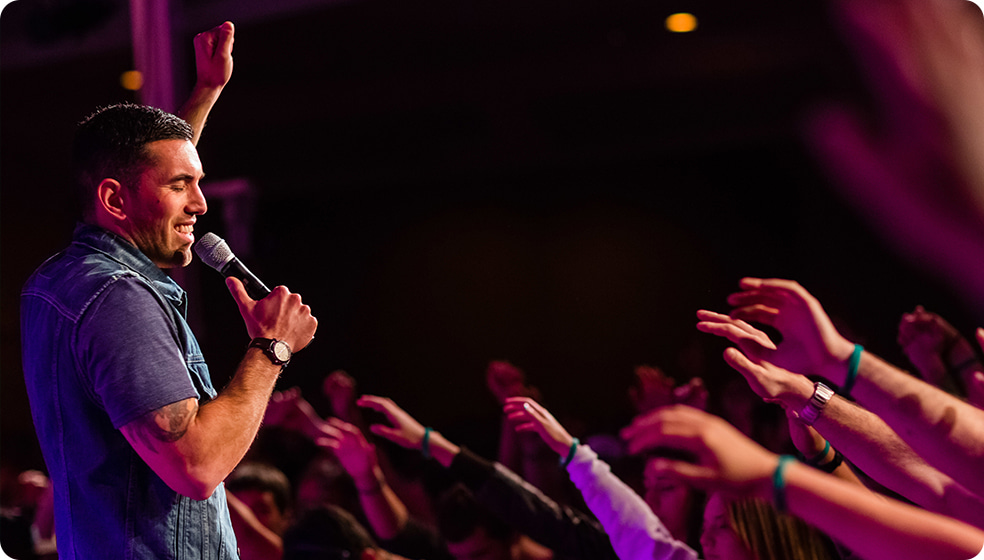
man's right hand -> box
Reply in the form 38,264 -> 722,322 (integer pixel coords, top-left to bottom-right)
226,277 -> 317,353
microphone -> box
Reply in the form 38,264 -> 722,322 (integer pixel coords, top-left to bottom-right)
194,232 -> 271,300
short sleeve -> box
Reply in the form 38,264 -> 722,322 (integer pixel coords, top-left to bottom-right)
76,277 -> 200,429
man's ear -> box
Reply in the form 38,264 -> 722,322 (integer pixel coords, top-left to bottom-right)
96,178 -> 127,221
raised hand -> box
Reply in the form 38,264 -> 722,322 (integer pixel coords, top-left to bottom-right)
720,278 -> 856,384
193,21 -> 234,90
486,360 -> 540,405
357,395 -> 427,450
627,365 -> 675,413
503,397 -> 574,456
323,370 -> 358,420
620,405 -> 777,497
263,388 -> 331,441
317,417 -> 378,482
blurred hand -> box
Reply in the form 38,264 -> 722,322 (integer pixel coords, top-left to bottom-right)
897,306 -> 957,386
317,417 -> 377,481
621,405 -> 777,497
323,370 -> 357,419
487,360 -> 539,405
264,388 -> 329,441
503,397 -> 574,456
357,395 -> 427,450
628,365 -> 675,413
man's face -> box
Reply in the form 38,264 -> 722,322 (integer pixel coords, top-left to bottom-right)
121,139 -> 206,268
232,489 -> 288,536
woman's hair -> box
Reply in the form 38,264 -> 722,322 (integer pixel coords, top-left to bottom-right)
728,498 -> 840,560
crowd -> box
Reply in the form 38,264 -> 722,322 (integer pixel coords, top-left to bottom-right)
9,0 -> 984,558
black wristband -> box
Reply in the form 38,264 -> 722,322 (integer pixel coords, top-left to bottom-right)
815,450 -> 845,474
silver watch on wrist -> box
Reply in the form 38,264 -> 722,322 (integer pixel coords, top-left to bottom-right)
249,337 -> 292,368
799,382 -> 834,426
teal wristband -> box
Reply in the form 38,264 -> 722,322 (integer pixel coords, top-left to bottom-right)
802,440 -> 831,466
421,427 -> 432,459
841,344 -> 863,397
560,438 -> 580,469
772,455 -> 796,513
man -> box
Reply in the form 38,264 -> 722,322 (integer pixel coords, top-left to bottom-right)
20,23 -> 318,559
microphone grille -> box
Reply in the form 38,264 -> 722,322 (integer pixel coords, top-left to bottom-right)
194,232 -> 235,271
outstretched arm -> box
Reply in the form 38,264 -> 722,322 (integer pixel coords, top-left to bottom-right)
505,397 -> 699,560
318,417 -> 409,541
359,395 -> 621,560
699,308 -> 984,529
176,21 -> 234,145
723,278 -> 984,499
622,405 -> 984,560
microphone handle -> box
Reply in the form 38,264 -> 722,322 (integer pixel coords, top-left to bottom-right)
221,258 -> 272,300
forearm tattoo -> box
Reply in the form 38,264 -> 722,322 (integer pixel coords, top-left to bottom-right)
132,399 -> 198,452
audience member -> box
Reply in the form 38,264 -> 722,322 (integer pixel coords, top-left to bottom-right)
225,462 -> 294,560
504,397 -> 839,560
622,405 -> 984,560
358,394 -> 621,560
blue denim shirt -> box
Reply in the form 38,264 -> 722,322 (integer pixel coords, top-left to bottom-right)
21,224 -> 239,560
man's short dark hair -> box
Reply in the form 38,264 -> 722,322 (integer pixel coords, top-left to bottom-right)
73,102 -> 193,219
283,505 -> 377,560
436,484 -> 513,544
226,462 -> 293,515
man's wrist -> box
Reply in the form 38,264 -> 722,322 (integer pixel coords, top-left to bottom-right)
778,375 -> 816,412
820,338 -> 858,386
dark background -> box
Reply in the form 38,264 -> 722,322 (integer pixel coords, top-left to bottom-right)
2,0 -> 978,479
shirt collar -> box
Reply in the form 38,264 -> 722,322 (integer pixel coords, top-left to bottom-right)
72,223 -> 187,313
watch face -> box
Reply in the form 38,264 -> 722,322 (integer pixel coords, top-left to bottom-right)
272,340 -> 291,363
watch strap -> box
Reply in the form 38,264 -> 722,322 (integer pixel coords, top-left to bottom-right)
248,337 -> 291,367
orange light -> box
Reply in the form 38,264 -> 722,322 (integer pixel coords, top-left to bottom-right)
120,70 -> 143,91
665,13 -> 698,33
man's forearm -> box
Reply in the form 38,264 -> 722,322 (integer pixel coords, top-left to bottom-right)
849,351 -> 984,498
177,84 -> 223,146
779,462 -> 984,560
813,395 -> 984,529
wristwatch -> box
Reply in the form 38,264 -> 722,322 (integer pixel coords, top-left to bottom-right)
249,337 -> 292,368
799,382 -> 834,426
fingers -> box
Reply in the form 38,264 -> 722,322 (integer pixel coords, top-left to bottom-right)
696,310 -> 777,351
357,395 -> 397,421
976,327 -> 984,352
368,423 -> 401,445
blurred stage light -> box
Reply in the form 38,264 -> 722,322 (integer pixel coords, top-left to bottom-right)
665,13 -> 698,33
120,70 -> 143,91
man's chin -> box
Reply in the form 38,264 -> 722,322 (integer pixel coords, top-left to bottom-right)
156,250 -> 193,269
